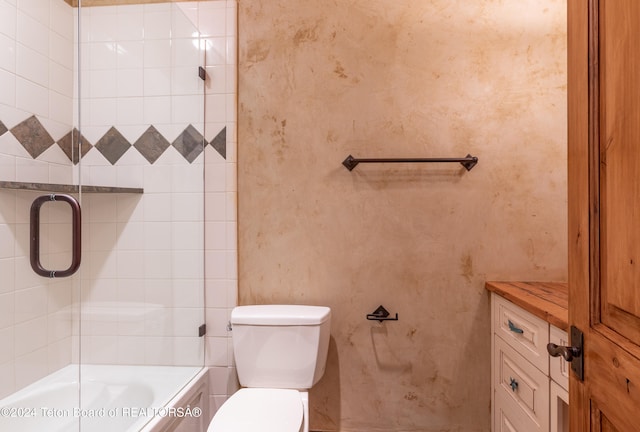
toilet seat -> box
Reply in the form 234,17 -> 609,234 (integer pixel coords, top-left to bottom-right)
208,388 -> 303,432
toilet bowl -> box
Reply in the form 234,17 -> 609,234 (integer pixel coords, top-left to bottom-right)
207,305 -> 331,432
208,389 -> 306,432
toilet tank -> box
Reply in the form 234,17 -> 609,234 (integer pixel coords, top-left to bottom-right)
231,305 -> 331,390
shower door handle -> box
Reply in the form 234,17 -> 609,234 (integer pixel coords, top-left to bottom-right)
30,194 -> 82,278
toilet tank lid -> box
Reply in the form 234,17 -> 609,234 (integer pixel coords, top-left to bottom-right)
231,305 -> 331,326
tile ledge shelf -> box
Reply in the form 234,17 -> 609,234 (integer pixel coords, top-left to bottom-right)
0,181 -> 143,194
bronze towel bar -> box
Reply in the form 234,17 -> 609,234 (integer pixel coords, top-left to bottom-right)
342,154 -> 478,171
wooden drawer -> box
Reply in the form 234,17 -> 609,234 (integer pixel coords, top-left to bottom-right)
494,335 -> 549,431
549,326 -> 569,391
494,389 -> 539,432
492,293 -> 550,374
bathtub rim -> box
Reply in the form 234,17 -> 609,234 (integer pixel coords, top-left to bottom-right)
0,364 -> 208,432
139,366 -> 209,432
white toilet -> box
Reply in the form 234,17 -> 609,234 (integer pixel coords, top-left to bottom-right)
208,305 -> 332,432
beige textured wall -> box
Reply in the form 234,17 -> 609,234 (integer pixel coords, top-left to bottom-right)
238,1 -> 567,431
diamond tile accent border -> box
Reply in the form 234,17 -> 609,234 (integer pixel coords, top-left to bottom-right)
95,127 -> 132,165
1,117 -> 227,165
57,129 -> 93,165
134,126 -> 170,164
173,124 -> 205,164
210,127 -> 226,159
10,116 -> 55,159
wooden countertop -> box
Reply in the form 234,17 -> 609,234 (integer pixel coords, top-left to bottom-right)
485,281 -> 569,331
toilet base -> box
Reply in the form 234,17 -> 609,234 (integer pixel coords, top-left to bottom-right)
300,391 -> 309,432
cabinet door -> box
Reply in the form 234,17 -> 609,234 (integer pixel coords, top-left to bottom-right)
550,381 -> 569,432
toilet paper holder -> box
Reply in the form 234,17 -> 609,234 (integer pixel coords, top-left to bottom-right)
366,305 -> 399,323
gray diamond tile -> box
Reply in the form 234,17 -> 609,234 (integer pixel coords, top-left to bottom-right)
10,116 -> 55,158
95,127 -> 131,165
134,126 -> 170,164
57,129 -> 93,165
172,124 -> 204,163
0,121 -> 7,136
209,126 -> 226,159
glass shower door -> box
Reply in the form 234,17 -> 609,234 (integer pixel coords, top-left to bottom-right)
76,1 -> 206,430
0,0 -> 83,430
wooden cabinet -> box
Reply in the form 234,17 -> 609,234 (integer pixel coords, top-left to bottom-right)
491,293 -> 569,432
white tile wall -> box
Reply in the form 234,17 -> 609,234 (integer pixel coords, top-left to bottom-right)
0,0 -> 74,186
0,190 -> 75,398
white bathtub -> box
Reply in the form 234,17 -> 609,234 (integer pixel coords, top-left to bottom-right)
0,364 -> 208,432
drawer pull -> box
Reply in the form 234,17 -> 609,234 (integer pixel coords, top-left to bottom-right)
509,377 -> 519,392
508,320 -> 524,334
